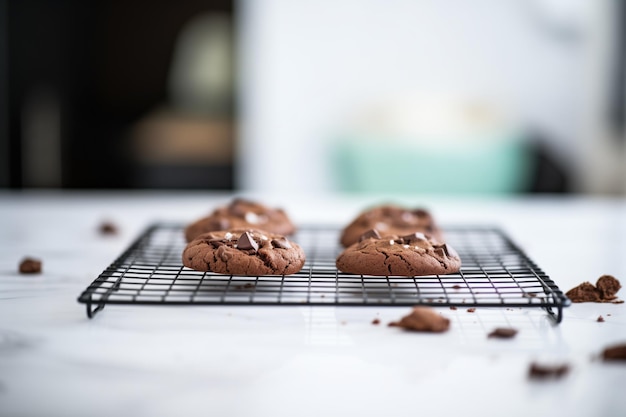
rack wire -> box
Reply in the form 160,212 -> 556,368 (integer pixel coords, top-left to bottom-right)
77,224 -> 570,322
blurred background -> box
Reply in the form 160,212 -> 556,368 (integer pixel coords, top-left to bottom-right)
1,0 -> 624,195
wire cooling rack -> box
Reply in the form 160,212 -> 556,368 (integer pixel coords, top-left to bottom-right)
77,224 -> 570,322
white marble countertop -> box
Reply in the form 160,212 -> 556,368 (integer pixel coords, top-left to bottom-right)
0,191 -> 625,417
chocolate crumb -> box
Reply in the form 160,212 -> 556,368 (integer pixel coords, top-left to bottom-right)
450,306 -> 457,311
488,328 -> 518,339
19,257 -> 41,274
452,285 -> 461,290
528,362 -> 570,379
390,307 -> 450,332
597,315 -> 605,322
467,308 -> 476,313
372,318 -> 380,325
601,344 -> 626,361
99,221 -> 118,235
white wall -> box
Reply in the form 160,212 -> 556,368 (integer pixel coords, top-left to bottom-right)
237,0 -> 610,193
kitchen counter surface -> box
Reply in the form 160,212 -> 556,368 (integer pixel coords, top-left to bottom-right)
0,191 -> 625,417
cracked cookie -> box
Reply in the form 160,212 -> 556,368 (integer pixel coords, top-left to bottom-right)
185,198 -> 296,242
336,229 -> 461,276
339,205 -> 442,247
183,229 -> 305,275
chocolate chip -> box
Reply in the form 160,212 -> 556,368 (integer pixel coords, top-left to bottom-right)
19,257 -> 41,274
488,328 -> 518,339
442,244 -> 458,258
401,232 -> 427,243
359,229 -> 381,242
601,343 -> 626,361
237,232 -> 259,252
433,247 -> 446,258
528,363 -> 570,379
271,237 -> 292,249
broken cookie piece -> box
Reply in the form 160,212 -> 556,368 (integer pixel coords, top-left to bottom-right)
488,328 -> 518,339
566,275 -> 622,303
528,362 -> 570,379
19,257 -> 42,274
388,307 -> 450,332
601,344 -> 626,361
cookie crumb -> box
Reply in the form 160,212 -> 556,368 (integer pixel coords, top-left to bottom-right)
452,285 -> 461,290
390,306 -> 450,333
488,328 -> 518,339
467,308 -> 476,313
601,344 -> 626,361
450,306 -> 457,311
99,221 -> 118,235
597,315 -> 605,322
19,257 -> 41,274
528,362 -> 570,379
371,318 -> 380,325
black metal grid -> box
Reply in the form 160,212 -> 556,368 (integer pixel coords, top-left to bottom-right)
77,224 -> 570,322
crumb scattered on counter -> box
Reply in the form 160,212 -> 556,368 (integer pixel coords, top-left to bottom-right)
488,328 -> 518,339
450,306 -> 457,311
388,307 -> 450,333
99,221 -> 118,235
467,308 -> 476,313
566,275 -> 622,303
371,318 -> 380,325
601,344 -> 626,361
528,362 -> 570,379
597,315 -> 605,323
19,257 -> 41,274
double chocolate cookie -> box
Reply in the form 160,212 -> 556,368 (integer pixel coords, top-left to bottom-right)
340,205 -> 442,247
183,229 -> 305,276
336,230 -> 461,276
185,198 -> 295,242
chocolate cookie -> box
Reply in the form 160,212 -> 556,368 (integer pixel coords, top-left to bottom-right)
340,205 -> 442,247
336,230 -> 461,276
185,198 -> 296,242
183,229 -> 305,276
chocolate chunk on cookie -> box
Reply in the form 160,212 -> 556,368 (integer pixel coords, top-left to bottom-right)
336,230 -> 461,276
340,205 -> 442,247
185,199 -> 296,242
183,229 -> 305,276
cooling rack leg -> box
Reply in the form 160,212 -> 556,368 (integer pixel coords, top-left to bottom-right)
543,305 -> 563,324
86,301 -> 105,319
